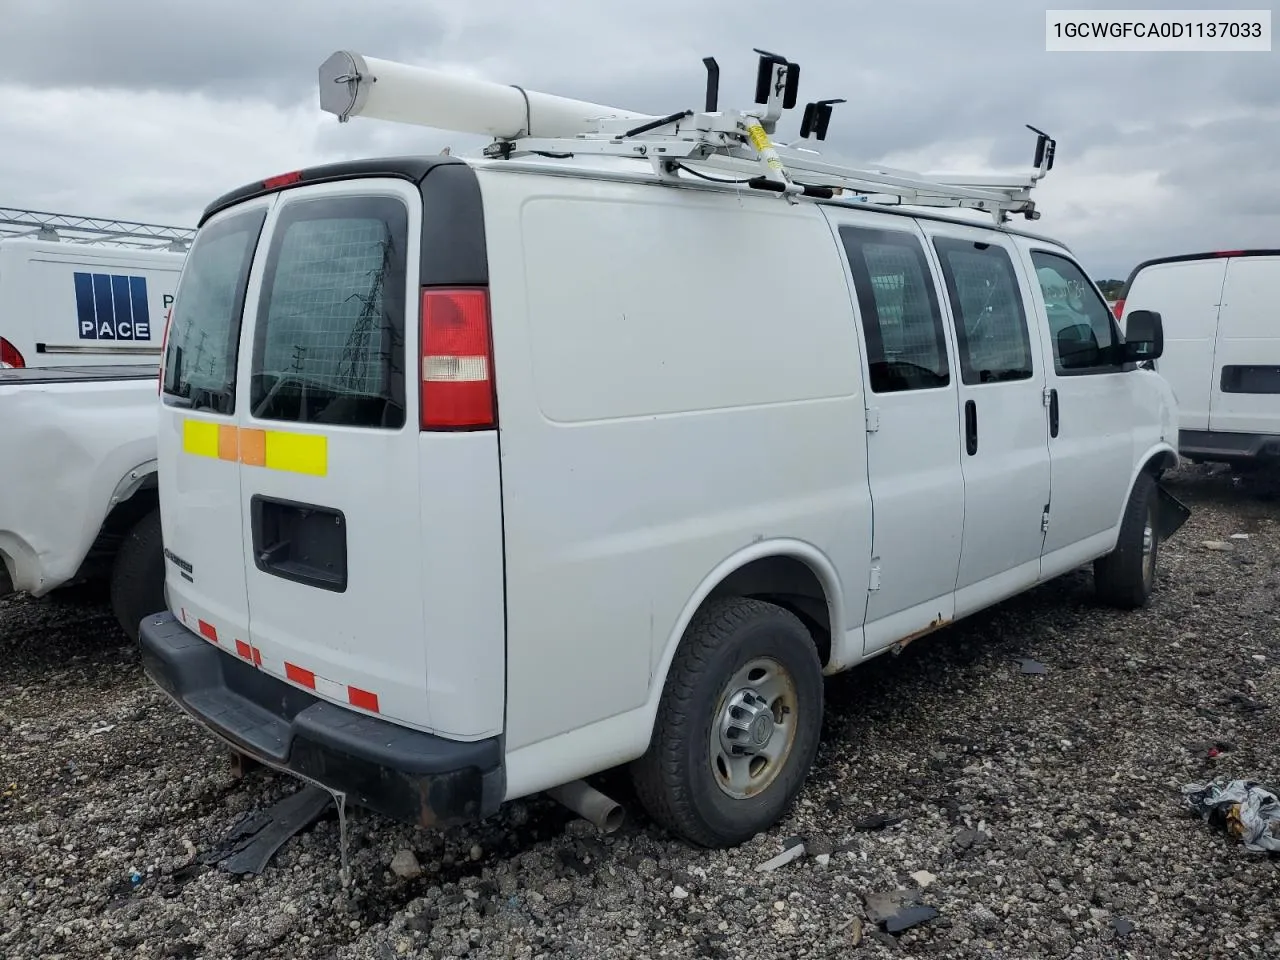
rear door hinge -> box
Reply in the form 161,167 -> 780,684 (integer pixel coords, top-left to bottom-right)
1041,505 -> 1050,534
869,561 -> 882,592
866,407 -> 880,432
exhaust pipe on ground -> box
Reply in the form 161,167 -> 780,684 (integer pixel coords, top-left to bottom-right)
546,780 -> 625,833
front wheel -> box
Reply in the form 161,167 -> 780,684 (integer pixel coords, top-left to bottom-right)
1094,471 -> 1159,609
629,597 -> 824,848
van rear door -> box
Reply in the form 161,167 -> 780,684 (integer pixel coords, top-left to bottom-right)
160,198 -> 274,650
233,179 -> 437,733
1208,255 -> 1280,436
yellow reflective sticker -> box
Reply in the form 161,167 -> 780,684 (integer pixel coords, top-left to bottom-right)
182,419 -> 220,459
263,430 -> 328,477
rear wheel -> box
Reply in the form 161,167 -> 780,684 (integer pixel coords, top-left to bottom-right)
110,508 -> 166,642
630,597 -> 824,848
1094,471 -> 1159,609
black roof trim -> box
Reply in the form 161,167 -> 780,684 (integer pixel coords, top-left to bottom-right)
198,156 -> 466,226
1120,248 -> 1280,297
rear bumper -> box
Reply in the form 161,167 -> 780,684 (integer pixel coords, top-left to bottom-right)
138,611 -> 505,829
1180,429 -> 1280,464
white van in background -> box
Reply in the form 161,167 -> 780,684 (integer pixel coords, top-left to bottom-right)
1117,249 -> 1280,467
0,210 -> 190,369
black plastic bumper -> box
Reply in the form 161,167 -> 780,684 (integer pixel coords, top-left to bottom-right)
1180,429 -> 1280,465
138,611 -> 505,829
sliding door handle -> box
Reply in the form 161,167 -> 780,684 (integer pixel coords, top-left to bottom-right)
1048,388 -> 1060,438
964,399 -> 978,456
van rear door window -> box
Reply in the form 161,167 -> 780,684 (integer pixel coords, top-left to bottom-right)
250,196 -> 408,429
161,208 -> 266,413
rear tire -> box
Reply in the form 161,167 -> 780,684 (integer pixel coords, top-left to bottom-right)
110,508 -> 166,642
629,597 -> 824,848
1094,471 -> 1159,610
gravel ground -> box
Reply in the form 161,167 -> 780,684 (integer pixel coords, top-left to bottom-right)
2,462 -> 1278,960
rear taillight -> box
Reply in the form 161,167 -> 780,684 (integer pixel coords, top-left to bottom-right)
420,288 -> 496,430
157,307 -> 173,394
1112,298 -> 1125,320
0,337 -> 24,369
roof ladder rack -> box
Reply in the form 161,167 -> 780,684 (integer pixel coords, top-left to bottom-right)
317,47 -> 1058,225
0,208 -> 196,251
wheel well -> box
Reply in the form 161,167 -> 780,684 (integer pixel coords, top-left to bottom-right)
71,478 -> 160,583
704,555 -> 833,665
1143,449 -> 1178,479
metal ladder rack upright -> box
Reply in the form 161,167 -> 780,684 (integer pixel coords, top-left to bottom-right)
0,207 -> 196,251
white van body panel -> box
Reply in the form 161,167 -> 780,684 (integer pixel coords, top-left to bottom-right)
476,166 -> 872,769
1210,255 -> 1280,436
0,238 -> 183,368
1122,258 -> 1227,432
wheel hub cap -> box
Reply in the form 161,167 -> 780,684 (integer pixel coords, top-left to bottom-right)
719,688 -> 775,756
709,657 -> 799,800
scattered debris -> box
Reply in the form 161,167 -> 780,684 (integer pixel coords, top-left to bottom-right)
1201,540 -> 1233,552
1231,533 -> 1250,540
885,904 -> 939,933
1016,658 -> 1048,675
87,723 -> 115,736
854,813 -> 904,832
203,785 -> 334,875
806,836 -> 835,857
1113,918 -> 1136,937
1183,778 -> 1280,853
864,889 -> 919,925
671,885 -> 689,900
814,853 -> 831,867
864,888 -> 938,934
910,870 -> 938,889
390,849 -> 422,880
755,843 -> 806,872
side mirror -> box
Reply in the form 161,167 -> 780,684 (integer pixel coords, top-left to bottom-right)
1123,309 -> 1164,363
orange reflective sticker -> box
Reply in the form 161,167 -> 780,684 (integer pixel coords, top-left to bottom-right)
239,428 -> 267,467
217,424 -> 239,462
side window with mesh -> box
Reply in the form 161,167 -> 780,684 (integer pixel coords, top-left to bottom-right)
933,238 -> 1034,385
250,195 -> 409,429
839,225 -> 950,393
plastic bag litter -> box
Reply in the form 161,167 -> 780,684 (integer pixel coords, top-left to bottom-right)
1182,778 -> 1280,853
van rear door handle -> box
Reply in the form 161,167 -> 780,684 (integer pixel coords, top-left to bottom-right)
964,399 -> 978,455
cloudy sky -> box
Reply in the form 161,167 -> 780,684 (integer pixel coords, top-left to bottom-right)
1,0 -> 1275,278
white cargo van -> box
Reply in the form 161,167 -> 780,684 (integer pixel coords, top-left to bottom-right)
139,51 -> 1189,848
0,210 -> 189,369
1117,249 -> 1280,467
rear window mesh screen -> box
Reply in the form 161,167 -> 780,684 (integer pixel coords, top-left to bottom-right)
251,196 -> 408,429
934,240 -> 1033,385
